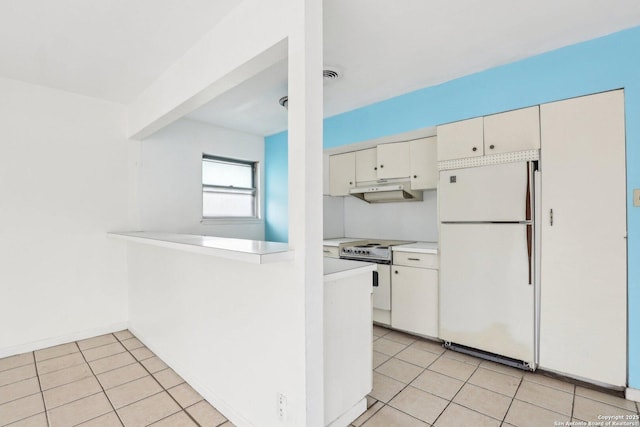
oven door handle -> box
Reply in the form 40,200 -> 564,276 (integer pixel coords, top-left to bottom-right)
372,271 -> 379,287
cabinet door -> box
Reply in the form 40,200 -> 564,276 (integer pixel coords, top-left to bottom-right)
391,265 -> 438,337
409,137 -> 437,190
372,264 -> 391,311
355,148 -> 377,183
329,152 -> 355,196
377,141 -> 410,179
437,117 -> 483,161
540,90 -> 626,386
484,106 -> 540,155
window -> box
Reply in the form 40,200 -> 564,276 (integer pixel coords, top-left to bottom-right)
202,155 -> 258,219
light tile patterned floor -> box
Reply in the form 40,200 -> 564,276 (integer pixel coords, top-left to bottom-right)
0,330 -> 233,427
1,327 -> 639,426
354,325 -> 640,427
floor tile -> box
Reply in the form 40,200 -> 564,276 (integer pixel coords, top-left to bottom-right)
369,372 -> 405,403
575,386 -> 637,412
150,411 -> 198,426
372,352 -> 390,370
121,338 -> 144,351
0,365 -> 36,388
453,383 -> 511,420
47,392 -> 112,427
372,338 -> 407,357
375,358 -> 423,384
0,393 -> 44,426
352,401 -> 384,427
389,385 -> 448,424
36,352 -> 85,375
478,360 -> 525,378
34,343 -> 78,362
105,376 -> 162,409
113,330 -> 134,342
372,325 -> 390,337
43,376 -> 102,409
78,334 -> 118,351
140,357 -> 168,374
523,372 -> 574,394
76,411 -> 123,426
366,396 -> 377,408
434,403 -> 500,427
89,352 -> 136,375
504,399 -> 569,427
428,357 -> 477,382
219,422 -> 236,427
0,353 -> 33,373
153,368 -> 184,389
168,383 -> 203,408
515,380 -> 574,416
467,367 -> 521,397
361,405 -> 427,427
0,377 -> 40,405
97,363 -> 148,390
394,346 -> 438,368
186,400 -> 228,427
39,363 -> 93,391
383,331 -> 417,345
117,392 -> 180,427
82,343 -> 126,362
410,339 -> 445,355
411,369 -> 464,400
129,347 -> 154,362
3,412 -> 48,427
441,350 -> 482,366
573,396 -> 637,422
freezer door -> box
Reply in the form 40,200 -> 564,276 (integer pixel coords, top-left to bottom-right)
439,223 -> 534,365
439,162 -> 529,222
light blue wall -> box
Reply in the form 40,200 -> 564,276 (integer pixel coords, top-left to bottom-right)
264,25 -> 640,388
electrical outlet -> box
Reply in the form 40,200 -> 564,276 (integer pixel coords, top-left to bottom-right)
278,393 -> 287,421
634,189 -> 640,207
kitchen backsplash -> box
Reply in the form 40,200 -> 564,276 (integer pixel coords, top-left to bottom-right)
323,191 -> 438,241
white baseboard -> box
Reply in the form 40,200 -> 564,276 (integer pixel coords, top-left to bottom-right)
0,322 -> 129,359
326,398 -> 366,427
626,387 -> 640,403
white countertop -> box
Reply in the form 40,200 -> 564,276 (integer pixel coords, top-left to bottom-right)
108,231 -> 294,264
392,242 -> 439,254
323,257 -> 376,281
323,237 -> 367,247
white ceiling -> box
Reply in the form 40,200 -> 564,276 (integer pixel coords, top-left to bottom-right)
1,0 -> 640,135
0,0 -> 240,103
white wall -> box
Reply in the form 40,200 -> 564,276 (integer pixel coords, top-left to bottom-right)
323,196 -> 344,239
127,244 -> 306,427
137,118 -> 265,240
0,77 -> 129,356
342,191 -> 438,241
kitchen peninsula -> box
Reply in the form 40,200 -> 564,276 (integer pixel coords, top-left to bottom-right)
109,231 -> 375,427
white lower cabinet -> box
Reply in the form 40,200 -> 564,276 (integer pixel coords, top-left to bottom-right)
391,252 -> 439,338
372,264 -> 391,326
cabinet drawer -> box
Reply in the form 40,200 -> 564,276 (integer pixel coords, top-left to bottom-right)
323,246 -> 340,258
393,251 -> 438,269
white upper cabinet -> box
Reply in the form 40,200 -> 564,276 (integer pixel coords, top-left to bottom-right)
409,137 -> 437,190
377,141 -> 411,179
484,106 -> 540,155
329,152 -> 356,196
355,148 -> 377,183
437,117 -> 483,161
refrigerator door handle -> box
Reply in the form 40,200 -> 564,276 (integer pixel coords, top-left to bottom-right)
527,224 -> 533,285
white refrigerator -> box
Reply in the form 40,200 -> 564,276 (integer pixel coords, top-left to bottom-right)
439,161 -> 539,368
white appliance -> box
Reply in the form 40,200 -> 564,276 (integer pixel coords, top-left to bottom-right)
439,160 -> 539,369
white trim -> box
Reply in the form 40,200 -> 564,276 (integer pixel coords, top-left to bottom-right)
0,322 -> 128,359
626,387 -> 640,403
325,398 -> 367,427
201,218 -> 263,225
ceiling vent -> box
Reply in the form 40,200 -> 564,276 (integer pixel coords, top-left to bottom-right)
278,67 -> 342,108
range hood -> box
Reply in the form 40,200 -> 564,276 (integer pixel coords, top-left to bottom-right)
349,182 -> 423,203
